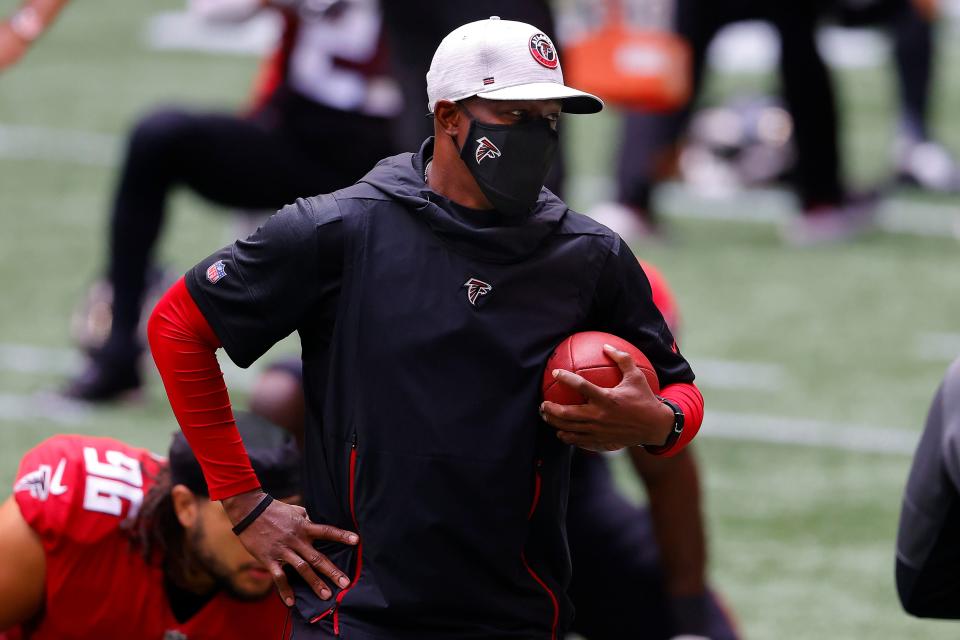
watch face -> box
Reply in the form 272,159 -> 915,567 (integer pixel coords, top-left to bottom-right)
644,398 -> 685,454
661,398 -> 684,434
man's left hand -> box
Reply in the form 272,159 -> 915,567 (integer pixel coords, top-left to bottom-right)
540,344 -> 674,451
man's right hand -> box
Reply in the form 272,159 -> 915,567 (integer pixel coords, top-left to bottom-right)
223,490 -> 359,606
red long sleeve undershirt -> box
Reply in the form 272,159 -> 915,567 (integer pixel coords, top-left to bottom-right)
149,277 -> 704,498
148,277 -> 260,500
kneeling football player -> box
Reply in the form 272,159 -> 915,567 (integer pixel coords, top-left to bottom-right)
0,412 -> 300,639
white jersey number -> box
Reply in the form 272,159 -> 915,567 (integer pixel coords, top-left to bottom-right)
82,447 -> 144,520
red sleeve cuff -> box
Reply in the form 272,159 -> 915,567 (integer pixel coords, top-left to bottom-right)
652,382 -> 704,457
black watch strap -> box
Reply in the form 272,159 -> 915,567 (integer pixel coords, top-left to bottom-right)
644,397 -> 685,454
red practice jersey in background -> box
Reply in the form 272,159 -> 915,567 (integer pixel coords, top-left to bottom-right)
3,435 -> 288,640
638,260 -> 680,337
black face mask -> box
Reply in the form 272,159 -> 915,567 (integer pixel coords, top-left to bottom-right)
453,105 -> 559,216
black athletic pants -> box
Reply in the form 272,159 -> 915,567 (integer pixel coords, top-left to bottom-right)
617,0 -> 844,214
833,0 -> 934,139
892,4 -> 934,140
102,88 -> 394,362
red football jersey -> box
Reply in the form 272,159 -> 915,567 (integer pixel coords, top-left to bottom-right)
638,260 -> 680,338
6,435 -> 289,640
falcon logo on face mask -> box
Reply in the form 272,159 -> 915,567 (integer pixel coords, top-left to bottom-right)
475,137 -> 501,164
463,278 -> 493,306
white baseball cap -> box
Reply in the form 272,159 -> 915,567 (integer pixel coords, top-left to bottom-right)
426,16 -> 603,115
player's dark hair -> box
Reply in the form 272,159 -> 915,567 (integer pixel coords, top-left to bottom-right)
131,464 -> 190,576
130,415 -> 300,579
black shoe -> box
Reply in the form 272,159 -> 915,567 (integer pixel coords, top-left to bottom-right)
62,357 -> 141,402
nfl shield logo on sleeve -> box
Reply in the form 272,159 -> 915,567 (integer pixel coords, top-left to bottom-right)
206,260 -> 227,284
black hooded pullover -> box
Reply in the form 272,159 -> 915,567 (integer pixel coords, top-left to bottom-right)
186,139 -> 694,639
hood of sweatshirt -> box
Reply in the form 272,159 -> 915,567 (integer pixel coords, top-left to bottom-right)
359,137 -> 569,264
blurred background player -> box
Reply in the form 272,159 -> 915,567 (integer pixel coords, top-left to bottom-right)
63,0 -> 400,402
0,412 -> 300,639
896,355 -> 960,619
674,0 -> 960,199
64,0 -> 597,402
248,261 -> 738,640
589,0 -> 873,245
0,0 -> 69,70
828,0 -> 960,193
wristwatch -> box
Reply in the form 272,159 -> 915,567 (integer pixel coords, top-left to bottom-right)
644,397 -> 684,454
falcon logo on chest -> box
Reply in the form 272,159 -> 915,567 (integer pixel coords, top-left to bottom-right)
463,278 -> 493,307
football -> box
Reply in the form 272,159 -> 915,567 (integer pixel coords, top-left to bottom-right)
542,331 -> 660,405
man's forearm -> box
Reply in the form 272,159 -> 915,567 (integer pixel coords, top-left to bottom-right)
148,277 -> 261,501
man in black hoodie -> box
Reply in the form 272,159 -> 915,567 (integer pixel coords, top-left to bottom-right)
896,356 -> 960,618
147,17 -> 704,639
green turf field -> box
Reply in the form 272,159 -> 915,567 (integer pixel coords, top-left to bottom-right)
2,0 -> 960,636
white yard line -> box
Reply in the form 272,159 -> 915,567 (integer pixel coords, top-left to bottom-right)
692,358 -> 785,391
0,342 -> 257,389
1,342 -> 780,392
0,343 -> 80,375
569,176 -> 960,239
876,201 -> 960,238
143,11 -> 280,56
0,124 -> 119,167
702,410 -> 918,455
0,392 -> 90,425
0,389 -> 920,456
914,332 -> 960,362
656,183 -> 960,238
0,344 -> 919,456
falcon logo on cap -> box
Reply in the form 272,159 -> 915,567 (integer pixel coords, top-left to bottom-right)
463,278 -> 493,306
529,33 -> 558,69
206,259 -> 227,284
475,137 -> 501,164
